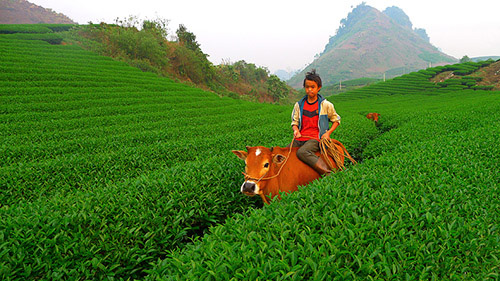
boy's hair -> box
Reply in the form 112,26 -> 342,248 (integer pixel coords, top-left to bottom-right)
303,69 -> 322,88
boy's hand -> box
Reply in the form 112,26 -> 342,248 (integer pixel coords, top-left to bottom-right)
292,126 -> 301,138
293,130 -> 302,139
321,132 -> 331,140
322,122 -> 338,140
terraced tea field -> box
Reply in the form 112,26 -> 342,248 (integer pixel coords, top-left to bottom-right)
1,27 -> 499,280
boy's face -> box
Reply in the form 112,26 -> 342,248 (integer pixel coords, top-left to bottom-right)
304,79 -> 321,100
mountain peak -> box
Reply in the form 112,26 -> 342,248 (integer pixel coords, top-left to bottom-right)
321,3 -> 378,55
0,0 -> 76,24
383,6 -> 412,29
288,4 -> 456,88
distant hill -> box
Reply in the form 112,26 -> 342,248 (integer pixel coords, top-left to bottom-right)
0,0 -> 75,24
288,3 -> 456,88
274,69 -> 299,81
471,56 -> 500,62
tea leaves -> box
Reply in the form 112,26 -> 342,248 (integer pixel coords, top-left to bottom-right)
1,27 -> 499,280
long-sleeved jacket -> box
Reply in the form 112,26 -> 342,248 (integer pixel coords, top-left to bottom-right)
291,94 -> 341,139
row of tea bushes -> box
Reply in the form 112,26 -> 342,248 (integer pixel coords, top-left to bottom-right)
0,33 -> 378,279
335,60 -> 497,101
148,90 -> 500,280
1,155 -> 263,279
0,24 -> 75,34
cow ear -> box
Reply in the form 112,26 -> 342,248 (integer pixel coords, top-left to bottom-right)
273,154 -> 286,164
232,150 -> 248,160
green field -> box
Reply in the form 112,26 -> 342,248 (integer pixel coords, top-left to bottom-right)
1,26 -> 499,280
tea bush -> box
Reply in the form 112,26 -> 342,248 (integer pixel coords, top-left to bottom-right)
148,91 -> 500,280
0,24 -> 53,34
1,27 -> 499,280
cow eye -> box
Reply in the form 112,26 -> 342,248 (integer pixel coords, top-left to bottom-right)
264,163 -> 269,168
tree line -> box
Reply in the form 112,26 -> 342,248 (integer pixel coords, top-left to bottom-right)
67,17 -> 295,104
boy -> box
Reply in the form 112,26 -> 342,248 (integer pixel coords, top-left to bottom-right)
290,69 -> 340,175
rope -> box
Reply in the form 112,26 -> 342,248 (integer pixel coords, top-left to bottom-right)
242,139 -> 294,182
318,138 -> 357,171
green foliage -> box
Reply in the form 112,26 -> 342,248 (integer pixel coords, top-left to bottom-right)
460,55 -> 472,63
1,35 -> 278,279
335,60 -> 497,98
73,22 -> 169,68
148,91 -> 500,281
472,85 -> 494,91
67,19 -> 292,102
323,3 -> 370,53
0,32 -> 63,44
266,74 -> 289,102
215,60 -> 298,104
233,60 -> 268,83
1,24 -> 499,280
0,24 -> 53,34
142,18 -> 169,39
176,24 -> 200,52
0,24 -> 76,34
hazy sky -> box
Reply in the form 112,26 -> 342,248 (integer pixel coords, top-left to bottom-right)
30,0 -> 500,72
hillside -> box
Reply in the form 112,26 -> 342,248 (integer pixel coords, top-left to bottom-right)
0,0 -> 75,24
65,21 -> 297,104
472,56 -> 500,62
0,31 -> 268,279
430,60 -> 500,91
288,3 -> 456,88
1,28 -> 499,279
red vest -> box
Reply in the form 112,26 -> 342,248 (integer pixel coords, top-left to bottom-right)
297,100 -> 319,141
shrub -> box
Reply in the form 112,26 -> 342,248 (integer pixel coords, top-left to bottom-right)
1,33 -> 63,44
472,85 -> 494,91
0,24 -> 53,34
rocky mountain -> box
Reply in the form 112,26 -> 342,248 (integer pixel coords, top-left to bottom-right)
0,0 -> 75,24
383,6 -> 430,42
288,3 -> 456,88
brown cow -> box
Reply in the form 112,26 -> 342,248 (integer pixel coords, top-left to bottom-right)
232,142 -> 353,204
366,112 -> 380,123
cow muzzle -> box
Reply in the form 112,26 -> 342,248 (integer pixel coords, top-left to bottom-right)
241,181 -> 259,196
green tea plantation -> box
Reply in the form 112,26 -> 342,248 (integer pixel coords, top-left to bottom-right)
1,25 -> 499,280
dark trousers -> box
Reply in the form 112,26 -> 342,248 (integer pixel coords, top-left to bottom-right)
289,139 -> 320,168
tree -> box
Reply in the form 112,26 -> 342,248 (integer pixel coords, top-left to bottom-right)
414,28 -> 430,42
176,24 -> 200,52
460,55 -> 472,63
266,75 -> 289,102
142,18 -> 169,39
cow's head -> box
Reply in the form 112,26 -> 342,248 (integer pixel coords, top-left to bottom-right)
232,146 -> 286,197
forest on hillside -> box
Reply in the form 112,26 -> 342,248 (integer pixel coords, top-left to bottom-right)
65,17 -> 298,104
